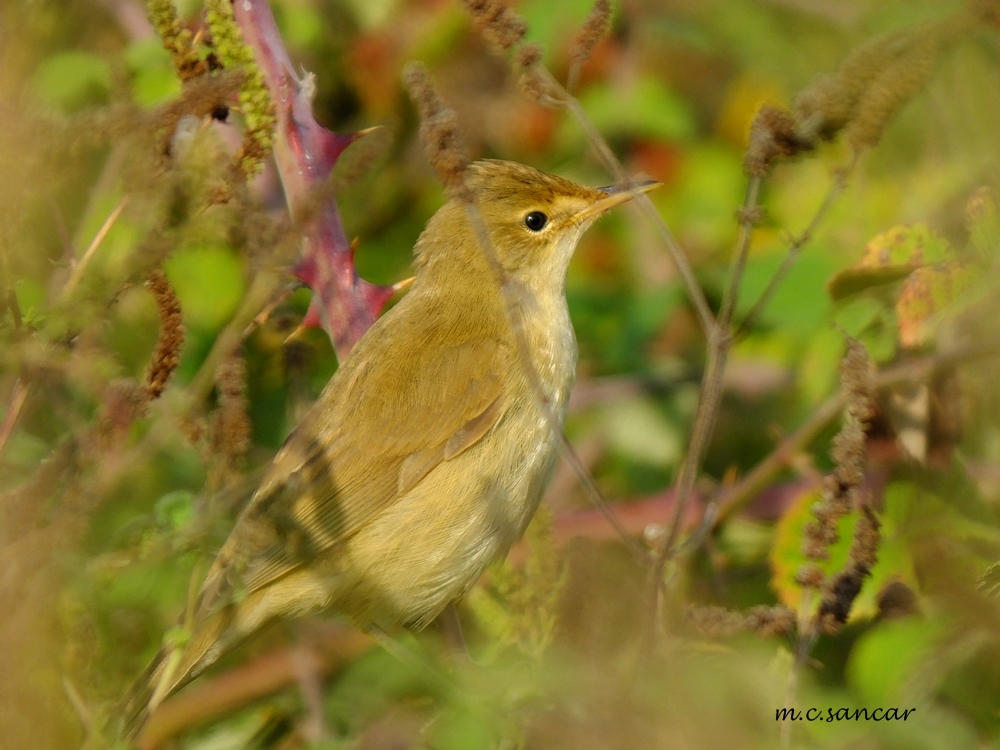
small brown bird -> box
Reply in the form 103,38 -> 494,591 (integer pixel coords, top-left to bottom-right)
123,159 -> 657,740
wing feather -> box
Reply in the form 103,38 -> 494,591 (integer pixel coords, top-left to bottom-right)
203,300 -> 511,608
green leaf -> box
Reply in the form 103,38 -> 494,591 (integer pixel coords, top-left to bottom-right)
827,263 -> 918,302
154,490 -> 196,530
846,618 -> 943,705
827,224 -> 951,302
165,244 -> 246,331
124,38 -> 182,108
576,77 -> 696,142
31,51 -> 110,112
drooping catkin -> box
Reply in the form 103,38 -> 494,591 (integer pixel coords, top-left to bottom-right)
743,104 -> 813,178
793,18 -> 967,150
204,0 -> 276,178
403,62 -> 472,202
145,269 -> 184,401
741,15 -> 972,175
146,0 -> 207,81
515,43 -> 560,104
816,505 -> 881,632
797,340 -> 875,589
843,32 -> 939,151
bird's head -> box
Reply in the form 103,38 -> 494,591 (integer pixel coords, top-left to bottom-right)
414,159 -> 659,291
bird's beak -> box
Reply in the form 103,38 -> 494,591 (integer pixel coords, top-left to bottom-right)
572,179 -> 661,224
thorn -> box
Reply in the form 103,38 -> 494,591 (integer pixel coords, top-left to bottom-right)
284,302 -> 323,345
392,276 -> 415,294
298,69 -> 317,102
301,302 -> 323,329
355,125 -> 383,139
283,323 -> 309,345
362,280 -> 404,314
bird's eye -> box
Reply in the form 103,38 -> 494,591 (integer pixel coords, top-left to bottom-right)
524,211 -> 548,232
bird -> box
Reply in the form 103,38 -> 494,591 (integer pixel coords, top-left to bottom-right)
122,158 -> 658,741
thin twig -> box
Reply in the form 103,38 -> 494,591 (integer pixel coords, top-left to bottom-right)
241,281 -> 301,339
141,627 -> 372,748
559,433 -> 648,563
540,74 -> 716,336
713,337 -> 1000,525
62,675 -> 97,742
642,177 -> 762,651
0,378 -> 30,459
721,178 -> 762,327
62,197 -> 129,296
738,160 -> 854,335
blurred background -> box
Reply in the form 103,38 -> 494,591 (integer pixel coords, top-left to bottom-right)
2,0 -> 1000,748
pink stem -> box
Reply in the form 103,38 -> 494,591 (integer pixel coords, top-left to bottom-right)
231,0 -> 393,358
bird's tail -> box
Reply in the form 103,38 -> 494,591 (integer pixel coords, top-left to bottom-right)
119,607 -> 233,745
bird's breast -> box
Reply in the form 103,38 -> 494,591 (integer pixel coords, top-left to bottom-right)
335,293 -> 578,629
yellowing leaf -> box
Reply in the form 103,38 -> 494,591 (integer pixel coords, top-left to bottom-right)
769,487 -> 852,611
769,485 -> 917,620
896,262 -> 975,348
827,224 -> 949,302
859,224 -> 951,267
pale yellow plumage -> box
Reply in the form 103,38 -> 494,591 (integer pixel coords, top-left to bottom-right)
122,159 -> 657,741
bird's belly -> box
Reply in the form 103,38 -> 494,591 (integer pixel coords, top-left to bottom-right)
338,403 -> 560,629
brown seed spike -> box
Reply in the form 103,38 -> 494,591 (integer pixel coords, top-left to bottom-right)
404,63 -> 473,202
461,0 -> 528,53
744,104 -> 813,178
572,0 -> 612,68
145,269 -> 185,401
516,43 -> 543,70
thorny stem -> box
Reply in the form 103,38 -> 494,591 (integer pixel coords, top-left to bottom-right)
738,159 -> 855,335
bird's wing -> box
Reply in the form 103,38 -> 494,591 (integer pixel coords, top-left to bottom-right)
200,325 -> 511,611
